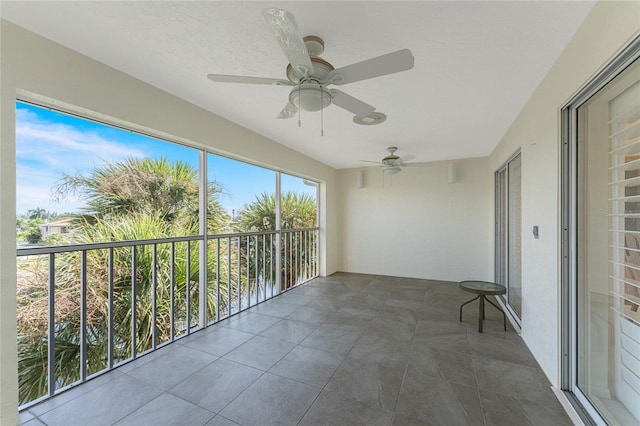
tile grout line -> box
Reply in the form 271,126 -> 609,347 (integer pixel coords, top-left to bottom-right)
466,326 -> 489,426
207,281 -> 328,425
295,277 -> 374,426
389,307 -> 420,426
120,285 -> 313,425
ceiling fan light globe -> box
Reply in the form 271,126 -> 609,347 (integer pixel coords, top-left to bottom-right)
289,83 -> 331,112
384,166 -> 401,175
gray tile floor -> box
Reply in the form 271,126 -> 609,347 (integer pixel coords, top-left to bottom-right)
20,273 -> 572,426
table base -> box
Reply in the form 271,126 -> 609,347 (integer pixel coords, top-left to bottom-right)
459,294 -> 507,333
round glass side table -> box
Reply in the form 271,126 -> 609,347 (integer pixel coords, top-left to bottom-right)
459,280 -> 507,333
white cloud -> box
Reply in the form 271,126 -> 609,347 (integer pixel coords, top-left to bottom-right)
16,184 -> 84,215
16,105 -> 147,214
17,163 -> 86,214
16,117 -> 145,170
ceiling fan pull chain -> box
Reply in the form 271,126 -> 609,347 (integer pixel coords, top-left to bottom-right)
320,101 -> 324,137
298,85 -> 302,128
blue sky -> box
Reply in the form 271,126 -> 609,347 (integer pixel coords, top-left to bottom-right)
16,101 -> 316,215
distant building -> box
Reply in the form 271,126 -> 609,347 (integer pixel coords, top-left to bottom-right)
38,218 -> 73,238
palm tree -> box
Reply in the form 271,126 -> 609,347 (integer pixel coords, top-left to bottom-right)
54,158 -> 199,221
234,191 -> 316,231
27,207 -> 48,220
235,192 -> 317,292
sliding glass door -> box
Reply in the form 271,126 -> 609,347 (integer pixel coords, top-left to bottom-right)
563,38 -> 640,425
496,152 -> 522,321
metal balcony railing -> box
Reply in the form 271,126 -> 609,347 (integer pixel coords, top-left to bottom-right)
16,228 -> 319,408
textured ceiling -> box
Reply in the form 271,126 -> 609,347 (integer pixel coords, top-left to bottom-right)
1,1 -> 596,169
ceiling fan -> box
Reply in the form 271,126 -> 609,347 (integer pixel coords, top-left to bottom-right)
361,147 -> 433,174
207,8 -> 414,120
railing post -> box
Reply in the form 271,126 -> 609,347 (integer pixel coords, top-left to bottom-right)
269,233 -> 274,299
199,237 -> 207,329
283,232 -> 287,292
227,237 -> 232,316
308,230 -> 312,277
199,150 -> 208,329
186,242 -> 191,335
246,235 -> 251,307
170,243 -> 175,341
237,236 -> 241,312
275,172 -> 282,295
47,253 -> 56,397
152,244 -> 157,350
314,229 -> 318,276
289,232 -> 293,289
108,247 -> 114,368
131,246 -> 137,359
296,231 -> 300,285
80,250 -> 87,381
216,238 -> 220,322
256,235 -> 260,305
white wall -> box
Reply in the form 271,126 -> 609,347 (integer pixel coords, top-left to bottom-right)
338,158 -> 493,282
0,20 -> 338,424
489,0 -> 640,387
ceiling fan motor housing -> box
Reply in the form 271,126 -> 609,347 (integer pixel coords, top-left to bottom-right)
382,147 -> 400,166
286,55 -> 334,83
382,157 -> 401,166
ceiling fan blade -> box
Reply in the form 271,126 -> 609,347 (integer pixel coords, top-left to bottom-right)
263,8 -> 314,77
277,102 -> 298,119
326,49 -> 414,85
402,161 -> 434,167
207,74 -> 293,86
329,89 -> 376,116
360,160 -> 383,165
400,154 -> 416,163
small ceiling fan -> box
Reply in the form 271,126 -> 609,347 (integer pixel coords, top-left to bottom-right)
361,147 -> 432,174
207,8 -> 414,120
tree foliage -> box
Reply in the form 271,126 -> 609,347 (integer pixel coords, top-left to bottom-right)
24,226 -> 42,244
234,191 -> 316,231
234,191 -> 317,291
55,158 -> 199,220
17,210 -> 61,245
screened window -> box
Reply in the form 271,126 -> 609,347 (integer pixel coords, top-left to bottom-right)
15,100 -> 321,408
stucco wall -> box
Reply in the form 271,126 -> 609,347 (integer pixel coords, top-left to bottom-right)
337,158 -> 493,282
